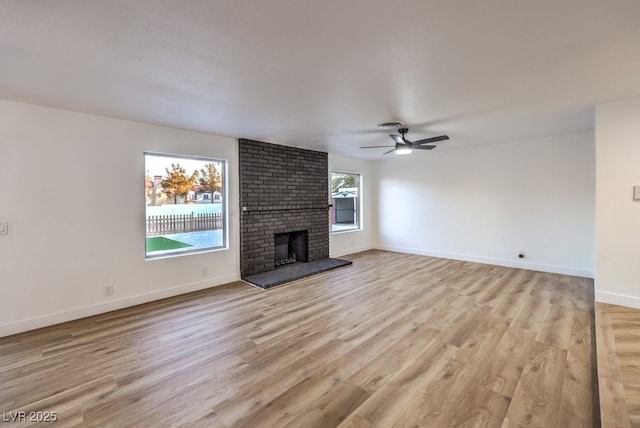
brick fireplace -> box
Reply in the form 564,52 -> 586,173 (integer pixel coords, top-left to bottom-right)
239,139 -> 330,278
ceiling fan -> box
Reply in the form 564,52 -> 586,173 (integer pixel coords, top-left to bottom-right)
360,127 -> 449,155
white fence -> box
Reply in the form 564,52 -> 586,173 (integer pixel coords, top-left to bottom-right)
146,213 -> 223,235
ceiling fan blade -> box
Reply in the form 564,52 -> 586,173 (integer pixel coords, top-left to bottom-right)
360,145 -> 395,149
412,145 -> 437,150
383,148 -> 396,155
390,134 -> 404,144
413,135 -> 449,145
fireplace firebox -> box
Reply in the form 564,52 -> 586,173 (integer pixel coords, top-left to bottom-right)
274,230 -> 308,266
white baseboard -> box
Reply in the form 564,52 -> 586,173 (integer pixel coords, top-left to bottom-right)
330,245 -> 374,258
374,245 -> 595,278
0,273 -> 240,338
596,290 -> 640,310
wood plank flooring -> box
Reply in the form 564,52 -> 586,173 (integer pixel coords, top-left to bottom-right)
596,302 -> 640,427
0,250 -> 598,427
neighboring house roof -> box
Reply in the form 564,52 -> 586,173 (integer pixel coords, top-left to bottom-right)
332,191 -> 357,199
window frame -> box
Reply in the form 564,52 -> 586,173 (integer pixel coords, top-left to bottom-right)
144,151 -> 228,260
330,171 -> 362,234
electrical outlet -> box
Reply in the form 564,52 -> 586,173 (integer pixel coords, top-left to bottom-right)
201,268 -> 208,277
104,284 -> 114,297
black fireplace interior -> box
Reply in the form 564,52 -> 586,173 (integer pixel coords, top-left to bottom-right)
275,230 -> 308,266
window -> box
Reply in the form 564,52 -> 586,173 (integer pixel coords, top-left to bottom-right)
330,172 -> 361,233
145,152 -> 227,258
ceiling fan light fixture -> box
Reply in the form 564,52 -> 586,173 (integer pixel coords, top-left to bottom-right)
395,146 -> 412,155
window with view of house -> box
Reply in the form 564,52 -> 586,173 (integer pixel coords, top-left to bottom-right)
330,172 -> 361,233
145,152 -> 227,258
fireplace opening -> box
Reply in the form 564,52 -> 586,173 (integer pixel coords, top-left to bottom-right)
274,230 -> 308,267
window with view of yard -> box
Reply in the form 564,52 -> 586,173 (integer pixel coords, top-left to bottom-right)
145,152 -> 227,258
331,172 -> 361,233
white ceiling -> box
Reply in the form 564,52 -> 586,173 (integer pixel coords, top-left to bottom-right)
1,1 -> 639,158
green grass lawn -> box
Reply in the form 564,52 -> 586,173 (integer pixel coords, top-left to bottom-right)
146,236 -> 193,252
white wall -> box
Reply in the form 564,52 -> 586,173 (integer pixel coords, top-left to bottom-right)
328,154 -> 375,257
373,132 -> 595,277
595,97 -> 640,308
0,99 -> 240,337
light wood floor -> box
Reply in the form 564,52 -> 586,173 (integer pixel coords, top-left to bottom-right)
596,302 -> 640,427
0,250 -> 598,427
